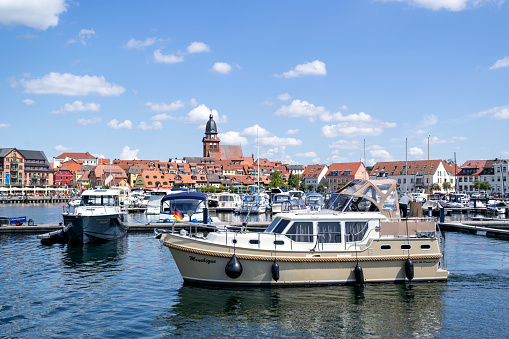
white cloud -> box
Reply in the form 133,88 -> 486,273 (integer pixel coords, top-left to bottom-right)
0,123 -> 9,128
151,113 -> 175,121
77,117 -> 102,126
22,98 -> 36,106
475,106 -> 509,119
240,124 -> 302,147
54,145 -> 71,152
328,140 -> 362,149
275,60 -> 327,78
51,100 -> 100,114
79,28 -> 95,45
212,62 -> 233,74
146,100 -> 184,112
119,146 -> 139,160
218,131 -> 248,145
138,121 -> 163,130
153,49 -> 184,64
189,98 -> 198,107
409,147 -> 424,157
369,145 -> 394,162
263,146 -> 295,164
241,124 -> 272,138
124,37 -> 156,50
274,100 -> 328,122
20,72 -> 125,96
108,119 -> 133,129
277,93 -> 292,101
0,0 -> 67,30
489,56 -> 509,70
295,151 -> 317,158
286,128 -> 299,135
383,0 -> 473,11
187,41 -> 210,54
259,136 -> 302,147
321,114 -> 397,138
183,104 -> 226,125
427,136 -> 468,144
420,114 -> 439,126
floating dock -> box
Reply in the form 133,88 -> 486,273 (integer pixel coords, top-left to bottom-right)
439,222 -> 509,240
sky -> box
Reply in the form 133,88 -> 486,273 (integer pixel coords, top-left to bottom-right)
1,0 -> 509,167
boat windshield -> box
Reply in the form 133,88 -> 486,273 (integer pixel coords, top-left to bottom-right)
273,195 -> 290,203
245,196 -> 258,203
82,195 -> 118,207
265,218 -> 291,234
161,199 -> 204,214
325,193 -> 379,212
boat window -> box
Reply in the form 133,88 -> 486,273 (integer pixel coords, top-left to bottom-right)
381,244 -> 391,251
265,218 -> 281,233
161,198 -> 204,214
382,190 -> 397,211
376,183 -> 392,194
324,194 -> 351,211
401,244 -> 411,250
274,240 -> 285,246
285,222 -> 313,242
82,195 -> 117,206
340,181 -> 366,194
271,219 -> 291,234
249,239 -> 259,245
362,186 -> 382,203
420,244 -> 431,250
317,222 -> 341,243
345,221 -> 368,242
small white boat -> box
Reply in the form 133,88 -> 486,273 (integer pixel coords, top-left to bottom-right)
157,179 -> 448,286
215,192 -> 242,212
270,194 -> 291,214
487,202 -> 508,214
239,192 -> 269,214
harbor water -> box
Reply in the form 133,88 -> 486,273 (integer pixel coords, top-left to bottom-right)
1,205 -> 508,338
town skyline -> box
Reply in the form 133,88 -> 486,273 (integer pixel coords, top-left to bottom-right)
1,1 -> 509,166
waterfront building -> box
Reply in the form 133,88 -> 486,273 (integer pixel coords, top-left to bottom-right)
325,162 -> 368,191
133,170 -> 173,189
369,160 -> 455,193
53,152 -> 97,168
457,160 -> 486,192
302,164 -> 329,189
0,148 -> 53,187
89,164 -> 127,188
53,165 -> 74,187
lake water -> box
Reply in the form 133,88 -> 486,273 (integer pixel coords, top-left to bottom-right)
1,205 -> 508,338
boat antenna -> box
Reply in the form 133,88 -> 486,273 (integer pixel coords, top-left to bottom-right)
405,137 -> 408,193
427,135 -> 430,198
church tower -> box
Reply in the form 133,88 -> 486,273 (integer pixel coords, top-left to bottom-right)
203,114 -> 220,157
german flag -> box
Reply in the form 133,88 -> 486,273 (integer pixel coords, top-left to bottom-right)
174,209 -> 183,221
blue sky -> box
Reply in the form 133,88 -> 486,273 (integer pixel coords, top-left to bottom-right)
1,0 -> 508,166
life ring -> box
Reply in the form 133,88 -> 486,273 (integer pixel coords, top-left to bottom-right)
15,221 -> 21,226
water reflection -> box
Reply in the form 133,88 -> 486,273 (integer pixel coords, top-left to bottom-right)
157,283 -> 446,338
61,239 -> 128,271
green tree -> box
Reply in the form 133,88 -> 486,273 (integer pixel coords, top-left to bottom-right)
431,183 -> 441,192
317,184 -> 325,192
288,174 -> 299,190
442,181 -> 453,192
306,184 -> 315,192
299,180 -> 306,192
270,170 -> 284,188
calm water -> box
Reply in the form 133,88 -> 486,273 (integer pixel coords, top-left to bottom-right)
1,206 -> 508,338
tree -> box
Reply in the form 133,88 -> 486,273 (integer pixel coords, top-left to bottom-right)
299,180 -> 307,192
442,181 -> 453,192
270,170 -> 284,188
317,184 -> 325,192
473,179 -> 492,192
431,183 -> 441,192
288,174 -> 299,190
306,184 -> 315,192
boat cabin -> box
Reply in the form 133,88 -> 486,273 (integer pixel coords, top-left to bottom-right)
325,179 -> 400,219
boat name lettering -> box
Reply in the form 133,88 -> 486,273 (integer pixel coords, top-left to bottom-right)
189,256 -> 216,264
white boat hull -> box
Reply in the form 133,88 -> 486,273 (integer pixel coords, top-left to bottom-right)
163,235 -> 448,286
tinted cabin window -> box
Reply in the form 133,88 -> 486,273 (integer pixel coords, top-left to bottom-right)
273,219 -> 291,234
318,222 -> 342,243
345,222 -> 368,242
286,222 -> 313,242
